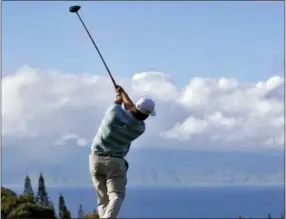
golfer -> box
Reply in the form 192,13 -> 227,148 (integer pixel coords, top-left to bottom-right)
89,85 -> 156,218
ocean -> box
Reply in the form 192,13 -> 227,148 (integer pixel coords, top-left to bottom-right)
12,185 -> 284,218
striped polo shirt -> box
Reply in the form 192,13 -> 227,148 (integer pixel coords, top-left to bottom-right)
91,103 -> 145,157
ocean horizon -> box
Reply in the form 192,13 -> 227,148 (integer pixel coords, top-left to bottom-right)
8,184 -> 285,218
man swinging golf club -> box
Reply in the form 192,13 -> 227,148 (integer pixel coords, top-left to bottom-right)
68,5 -> 155,218
89,85 -> 156,218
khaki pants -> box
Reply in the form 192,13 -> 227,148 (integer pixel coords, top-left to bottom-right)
89,153 -> 127,219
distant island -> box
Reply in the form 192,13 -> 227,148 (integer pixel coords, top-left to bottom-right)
3,148 -> 284,187
1,173 -> 284,219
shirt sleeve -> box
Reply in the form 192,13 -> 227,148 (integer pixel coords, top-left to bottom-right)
105,103 -> 126,121
108,103 -> 124,112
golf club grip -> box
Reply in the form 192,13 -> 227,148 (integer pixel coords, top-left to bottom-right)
75,12 -> 117,89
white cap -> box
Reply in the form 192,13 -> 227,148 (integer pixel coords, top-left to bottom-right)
135,97 -> 156,116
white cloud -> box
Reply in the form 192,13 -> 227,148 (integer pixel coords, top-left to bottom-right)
54,133 -> 88,147
2,65 -> 284,150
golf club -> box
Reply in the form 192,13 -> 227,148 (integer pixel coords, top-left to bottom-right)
69,5 -> 117,89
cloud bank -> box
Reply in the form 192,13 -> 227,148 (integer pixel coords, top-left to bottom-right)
2,65 -> 284,150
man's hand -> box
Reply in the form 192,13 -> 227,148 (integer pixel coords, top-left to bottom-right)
114,85 -> 124,104
115,85 -> 125,95
115,94 -> 123,104
115,85 -> 134,110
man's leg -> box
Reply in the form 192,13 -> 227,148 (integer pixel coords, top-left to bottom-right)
103,158 -> 127,219
89,154 -> 109,218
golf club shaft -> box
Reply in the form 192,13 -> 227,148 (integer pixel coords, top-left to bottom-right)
75,12 -> 117,88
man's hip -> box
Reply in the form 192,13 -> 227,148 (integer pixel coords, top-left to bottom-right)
89,151 -> 129,176
92,151 -> 124,159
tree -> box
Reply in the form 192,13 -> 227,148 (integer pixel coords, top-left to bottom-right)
2,186 -> 56,219
78,204 -> 84,218
36,173 -> 49,207
82,211 -> 99,219
23,175 -> 34,199
58,193 -> 71,219
49,201 -> 57,218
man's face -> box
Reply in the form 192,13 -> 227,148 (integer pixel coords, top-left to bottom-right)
131,108 -> 149,121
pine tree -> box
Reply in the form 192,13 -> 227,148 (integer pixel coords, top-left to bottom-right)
50,201 -> 57,218
23,175 -> 34,200
78,204 -> 84,218
36,172 -> 49,206
58,193 -> 71,219
58,193 -> 65,218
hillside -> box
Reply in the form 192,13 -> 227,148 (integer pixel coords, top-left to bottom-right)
3,147 -> 284,186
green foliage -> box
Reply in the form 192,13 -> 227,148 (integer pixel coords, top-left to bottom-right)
23,175 -> 34,199
1,187 -> 55,219
2,173 -> 71,219
2,187 -> 17,198
58,193 -> 71,218
50,201 -> 57,218
36,172 -> 50,207
82,211 -> 99,219
7,202 -> 55,218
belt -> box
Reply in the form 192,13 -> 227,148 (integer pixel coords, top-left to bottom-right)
94,152 -> 123,159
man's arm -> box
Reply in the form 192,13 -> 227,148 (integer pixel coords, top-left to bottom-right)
114,93 -> 123,105
116,86 -> 134,110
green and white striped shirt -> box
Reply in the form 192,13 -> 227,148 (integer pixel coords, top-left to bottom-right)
91,104 -> 145,157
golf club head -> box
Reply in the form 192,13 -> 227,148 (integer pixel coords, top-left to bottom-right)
69,5 -> 81,13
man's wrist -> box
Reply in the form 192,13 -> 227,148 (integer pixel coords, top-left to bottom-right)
115,100 -> 123,104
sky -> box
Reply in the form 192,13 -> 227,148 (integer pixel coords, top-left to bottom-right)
2,1 -> 285,185
3,1 -> 284,86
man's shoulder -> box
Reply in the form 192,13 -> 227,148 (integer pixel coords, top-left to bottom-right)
103,104 -> 131,126
104,104 -> 145,131
105,104 -> 126,118
107,103 -> 123,113
132,121 -> 145,134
